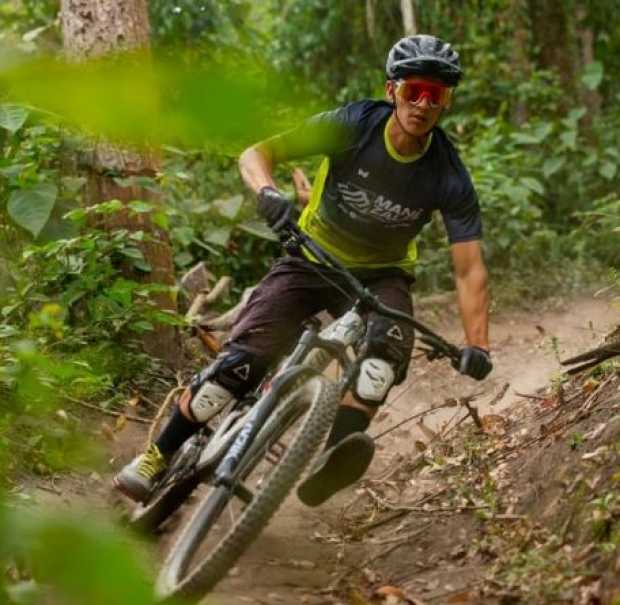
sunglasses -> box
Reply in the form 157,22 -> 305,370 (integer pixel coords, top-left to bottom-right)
394,79 -> 453,108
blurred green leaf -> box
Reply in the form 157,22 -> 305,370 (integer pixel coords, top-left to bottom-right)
7,182 -> 58,237
542,156 -> 565,179
1,52 -> 310,149
581,61 -> 604,90
560,130 -> 577,150
204,226 -> 232,247
128,200 -> 155,214
238,220 -> 277,241
213,194 -> 243,220
0,104 -> 29,133
599,161 -> 617,181
520,177 -> 545,196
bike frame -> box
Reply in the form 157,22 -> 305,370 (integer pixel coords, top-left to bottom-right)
166,222 -> 462,500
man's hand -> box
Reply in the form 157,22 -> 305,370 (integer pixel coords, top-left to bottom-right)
257,186 -> 298,232
453,346 -> 492,380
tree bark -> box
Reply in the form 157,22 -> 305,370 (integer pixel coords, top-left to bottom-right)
366,0 -> 376,41
510,0 -> 531,125
60,0 -> 181,366
527,0 -> 577,105
60,0 -> 150,59
576,4 -> 601,126
400,0 -> 417,36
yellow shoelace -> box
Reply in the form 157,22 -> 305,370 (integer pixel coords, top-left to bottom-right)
137,444 -> 166,479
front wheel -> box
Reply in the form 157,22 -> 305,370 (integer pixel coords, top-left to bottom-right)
155,374 -> 340,601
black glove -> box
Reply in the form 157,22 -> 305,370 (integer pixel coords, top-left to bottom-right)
453,346 -> 492,380
257,186 -> 298,233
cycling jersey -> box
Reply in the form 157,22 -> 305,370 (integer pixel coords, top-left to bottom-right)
263,99 -> 482,275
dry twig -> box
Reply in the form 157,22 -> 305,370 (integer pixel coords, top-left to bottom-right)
66,396 -> 151,424
145,385 -> 186,446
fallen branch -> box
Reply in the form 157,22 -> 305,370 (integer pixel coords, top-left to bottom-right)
514,391 -> 547,401
65,396 -> 151,425
200,285 -> 256,331
462,399 -> 483,430
489,382 -> 510,406
372,399 -> 459,441
355,486 -> 450,536
145,385 -> 186,446
186,276 -> 233,322
363,523 -> 431,565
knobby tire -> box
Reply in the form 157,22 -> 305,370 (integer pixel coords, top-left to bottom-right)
155,375 -> 339,601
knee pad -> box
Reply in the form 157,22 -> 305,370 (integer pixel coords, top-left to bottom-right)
364,317 -> 414,385
354,358 -> 396,406
187,347 -> 268,422
190,380 -> 235,422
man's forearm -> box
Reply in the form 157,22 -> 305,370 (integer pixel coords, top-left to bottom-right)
455,266 -> 490,350
239,145 -> 277,194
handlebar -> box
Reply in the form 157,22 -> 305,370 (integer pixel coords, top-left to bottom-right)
278,222 -> 462,365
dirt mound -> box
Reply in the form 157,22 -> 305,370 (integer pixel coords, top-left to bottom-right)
334,360 -> 620,604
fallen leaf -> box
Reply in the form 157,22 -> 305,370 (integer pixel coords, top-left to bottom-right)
127,396 -> 140,407
480,414 -> 508,435
375,586 -> 406,600
581,378 -> 600,394
349,588 -> 370,605
114,414 -> 127,432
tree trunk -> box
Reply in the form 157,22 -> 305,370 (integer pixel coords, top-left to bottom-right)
366,0 -> 376,42
576,4 -> 601,126
510,0 -> 531,125
527,0 -> 577,106
400,0 -> 417,36
60,0 -> 181,366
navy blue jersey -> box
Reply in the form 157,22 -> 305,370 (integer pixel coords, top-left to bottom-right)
264,99 -> 482,273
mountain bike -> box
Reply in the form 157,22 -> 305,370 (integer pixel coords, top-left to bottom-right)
130,222 -> 463,602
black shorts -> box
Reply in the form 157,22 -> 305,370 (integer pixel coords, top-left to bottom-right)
225,256 -> 415,379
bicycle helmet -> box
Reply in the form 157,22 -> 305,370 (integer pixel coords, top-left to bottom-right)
386,34 -> 462,86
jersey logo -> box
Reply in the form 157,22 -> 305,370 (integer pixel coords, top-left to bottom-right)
232,363 -> 251,381
336,181 -> 425,226
387,325 -> 404,341
357,168 -> 370,178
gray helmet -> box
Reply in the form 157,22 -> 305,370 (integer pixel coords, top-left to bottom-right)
386,34 -> 462,86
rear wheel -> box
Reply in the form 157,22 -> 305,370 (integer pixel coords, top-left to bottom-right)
129,436 -> 206,533
156,375 -> 339,601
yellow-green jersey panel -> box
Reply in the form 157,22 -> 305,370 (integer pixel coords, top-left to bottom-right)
264,100 -> 482,276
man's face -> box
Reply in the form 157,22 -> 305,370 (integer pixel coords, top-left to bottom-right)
386,76 -> 451,136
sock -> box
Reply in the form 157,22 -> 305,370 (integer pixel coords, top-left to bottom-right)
325,405 -> 371,449
155,406 -> 206,459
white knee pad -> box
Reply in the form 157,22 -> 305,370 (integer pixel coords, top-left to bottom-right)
355,358 -> 395,404
190,380 -> 235,422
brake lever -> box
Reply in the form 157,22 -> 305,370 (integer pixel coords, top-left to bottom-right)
416,345 -> 445,361
418,334 -> 461,364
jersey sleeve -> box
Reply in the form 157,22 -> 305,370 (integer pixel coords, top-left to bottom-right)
258,103 -> 365,162
440,179 -> 483,244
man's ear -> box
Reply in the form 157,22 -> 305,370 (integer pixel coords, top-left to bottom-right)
385,80 -> 396,106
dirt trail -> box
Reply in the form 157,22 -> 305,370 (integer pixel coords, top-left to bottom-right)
26,293 -> 618,605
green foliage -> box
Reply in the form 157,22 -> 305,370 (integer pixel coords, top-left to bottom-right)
0,504 -> 185,605
158,148 -> 279,296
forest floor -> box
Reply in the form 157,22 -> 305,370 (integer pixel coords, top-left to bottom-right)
22,292 -> 619,605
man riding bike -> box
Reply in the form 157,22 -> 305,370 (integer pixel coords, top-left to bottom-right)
115,34 -> 492,507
